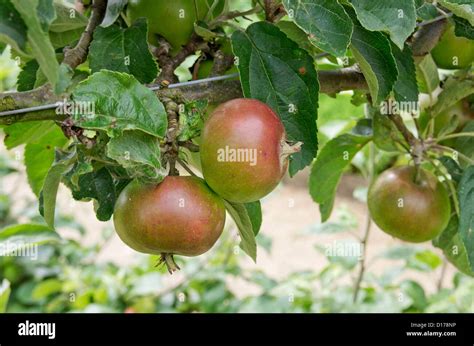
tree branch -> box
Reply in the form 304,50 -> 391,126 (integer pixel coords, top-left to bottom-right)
62,0 -> 108,69
0,15 -> 449,125
154,33 -> 207,84
0,69 -> 368,124
263,0 -> 285,22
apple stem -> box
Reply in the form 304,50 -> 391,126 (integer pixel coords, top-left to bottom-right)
159,253 -> 180,274
280,141 -> 302,159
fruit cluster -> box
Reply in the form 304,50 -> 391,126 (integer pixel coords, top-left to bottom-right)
114,99 -> 291,271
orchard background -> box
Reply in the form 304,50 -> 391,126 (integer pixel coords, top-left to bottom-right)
0,0 -> 473,312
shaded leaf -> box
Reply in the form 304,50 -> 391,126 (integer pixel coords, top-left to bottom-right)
13,0 -> 60,88
89,18 -> 158,84
439,0 -> 474,26
348,7 -> 398,105
24,124 -> 68,196
244,201 -> 262,236
39,148 -> 76,228
433,216 -> 473,276
415,54 -> 439,94
49,2 -> 87,32
17,59 -> 39,91
282,0 -> 352,57
431,77 -> 474,117
223,200 -> 257,262
391,43 -> 419,103
438,156 -> 463,184
309,122 -> 372,221
455,121 -> 474,161
0,0 -> 27,53
457,166 -> 474,272
351,0 -> 417,49
232,21 -> 319,176
101,0 -> 128,27
106,130 -> 165,184
69,167 -> 117,221
453,14 -> 474,39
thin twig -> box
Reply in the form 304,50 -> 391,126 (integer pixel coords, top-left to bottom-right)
353,213 -> 372,303
433,144 -> 474,165
353,104 -> 375,303
177,158 -> 198,177
437,132 -> 474,142
178,140 -> 200,152
62,0 -> 107,69
437,259 -> 448,292
208,6 -> 262,28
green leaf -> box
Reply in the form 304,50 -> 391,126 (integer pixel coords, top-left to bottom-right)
72,70 -> 167,138
439,0 -> 474,26
68,167 -> 117,221
244,201 -> 262,236
417,3 -> 439,20
434,217 -> 473,276
373,112 -> 407,152
350,0 -> 417,49
24,124 -> 68,196
177,99 -> 206,142
431,77 -> 474,117
391,43 -> 418,103
282,0 -> 352,57
101,0 -> 128,27
13,0 -> 60,88
309,124 -> 372,221
408,249 -> 442,271
0,223 -> 60,249
106,130 -> 165,183
31,278 -> 63,300
455,121 -> 474,161
400,280 -> 428,310
457,166 -> 474,272
194,21 -> 220,40
0,0 -> 28,53
232,21 -> 319,176
275,21 -> 321,56
415,54 -> 439,94
3,120 -> 53,149
49,27 -> 83,49
438,156 -> 463,184
49,2 -> 87,32
89,18 -> 158,84
17,59 -> 39,91
348,7 -> 398,105
39,148 -> 76,228
453,14 -> 474,39
36,0 -> 56,31
0,279 -> 10,313
54,62 -> 74,94
223,200 -> 257,262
